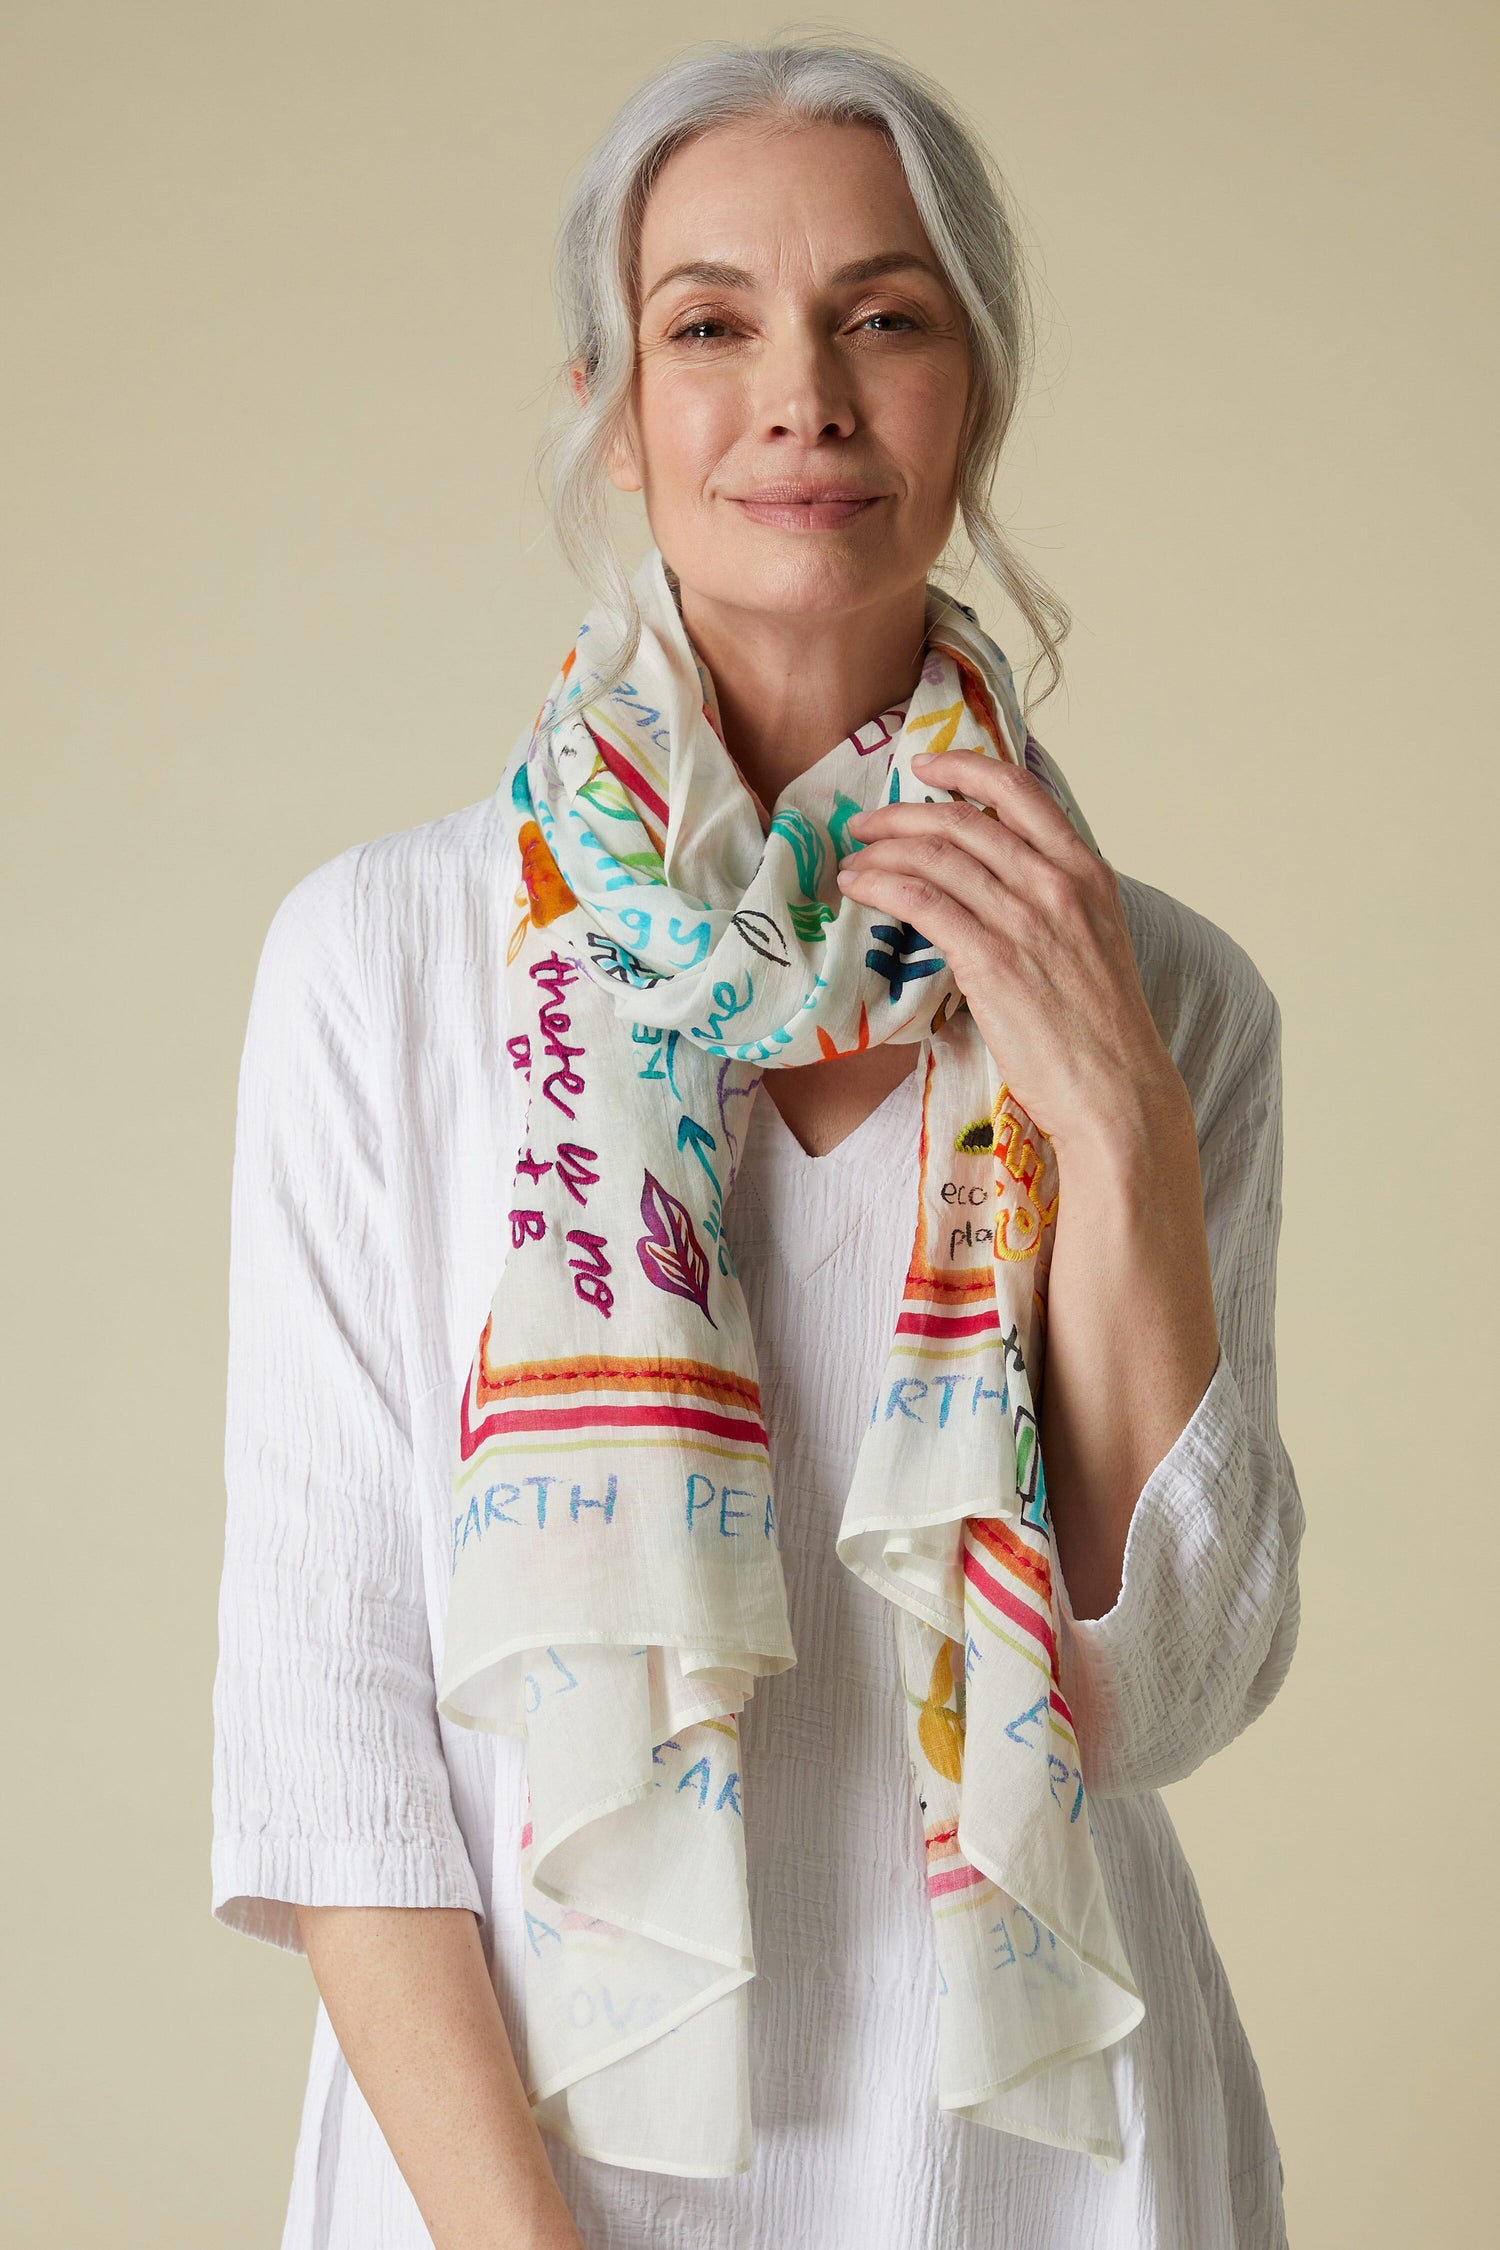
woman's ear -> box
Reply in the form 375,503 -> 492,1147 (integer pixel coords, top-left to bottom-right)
606,426 -> 643,496
570,360 -> 643,495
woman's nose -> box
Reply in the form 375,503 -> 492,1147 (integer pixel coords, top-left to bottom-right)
754,326 -> 857,444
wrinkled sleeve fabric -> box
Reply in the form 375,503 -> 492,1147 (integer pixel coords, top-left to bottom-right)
210,847 -> 483,1954
1057,995 -> 1305,1798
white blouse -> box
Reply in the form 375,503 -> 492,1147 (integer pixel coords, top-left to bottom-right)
210,788 -> 1304,2250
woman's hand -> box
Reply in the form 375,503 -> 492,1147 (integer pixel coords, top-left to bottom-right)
836,743 -> 1184,1159
837,740 -> 1221,1620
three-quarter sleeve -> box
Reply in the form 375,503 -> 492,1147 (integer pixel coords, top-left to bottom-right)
210,847 -> 483,1953
1056,994 -> 1305,1798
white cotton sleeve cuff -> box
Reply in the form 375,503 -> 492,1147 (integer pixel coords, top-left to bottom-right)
1055,1346 -> 1294,1799
211,1831 -> 486,1957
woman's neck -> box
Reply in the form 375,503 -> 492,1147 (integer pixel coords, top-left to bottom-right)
676,577 -> 930,806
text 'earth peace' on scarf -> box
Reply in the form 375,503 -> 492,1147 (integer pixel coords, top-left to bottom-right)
436,548 -> 1143,2178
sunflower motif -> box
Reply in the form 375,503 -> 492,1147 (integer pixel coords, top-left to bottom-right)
917,1637 -> 965,1782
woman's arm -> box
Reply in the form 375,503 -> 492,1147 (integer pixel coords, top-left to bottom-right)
1055,997 -> 1305,1795
1038,1063 -> 1219,1622
294,1904 -> 583,2250
211,851 -> 583,2235
211,850 -> 484,1949
837,742 -> 1297,1646
835,754 -> 1302,1790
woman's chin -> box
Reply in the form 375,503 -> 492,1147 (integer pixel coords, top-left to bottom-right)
667,534 -> 927,626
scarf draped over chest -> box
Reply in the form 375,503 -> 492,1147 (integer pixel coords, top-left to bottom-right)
437,550 -> 1143,2178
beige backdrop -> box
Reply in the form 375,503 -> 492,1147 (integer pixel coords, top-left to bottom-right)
5,3 -> 1495,2243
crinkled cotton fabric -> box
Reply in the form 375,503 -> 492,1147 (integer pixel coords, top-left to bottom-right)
437,552 -> 1141,2177
210,777 -> 1303,2249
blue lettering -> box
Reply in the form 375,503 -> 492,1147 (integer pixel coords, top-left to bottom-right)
685,1471 -> 770,1537
570,1474 -> 618,1524
483,1482 -> 520,1528
523,1647 -> 581,1717
1005,1694 -> 1050,1747
542,1646 -> 578,1697
677,1756 -> 712,1807
685,1473 -> 715,1531
667,916 -> 711,967
935,1373 -> 965,1429
884,1376 -> 929,1423
719,1486 -> 751,1536
525,1910 -> 562,1955
524,1473 -> 562,1529
564,813 -> 635,894
452,1496 -> 481,1574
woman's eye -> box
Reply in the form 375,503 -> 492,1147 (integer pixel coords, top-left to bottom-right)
670,318 -> 733,342
860,311 -> 918,333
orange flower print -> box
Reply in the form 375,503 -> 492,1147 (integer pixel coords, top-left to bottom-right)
519,819 -> 577,926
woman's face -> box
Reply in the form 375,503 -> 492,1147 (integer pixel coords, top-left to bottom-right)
608,116 -> 972,629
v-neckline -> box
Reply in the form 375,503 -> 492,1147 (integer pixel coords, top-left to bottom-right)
732,1062 -> 925,1283
754,1060 -> 923,1170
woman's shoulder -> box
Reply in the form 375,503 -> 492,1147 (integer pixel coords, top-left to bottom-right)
254,785 -> 522,1011
1114,867 -> 1281,1138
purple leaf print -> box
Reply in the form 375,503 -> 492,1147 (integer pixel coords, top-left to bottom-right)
637,1168 -> 716,1326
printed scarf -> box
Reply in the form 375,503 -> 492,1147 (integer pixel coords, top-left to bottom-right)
437,547 -> 1143,2177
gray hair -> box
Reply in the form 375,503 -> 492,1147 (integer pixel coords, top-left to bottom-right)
539,34 -> 1070,713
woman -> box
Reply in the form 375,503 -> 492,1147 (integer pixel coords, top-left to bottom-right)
211,37 -> 1304,2250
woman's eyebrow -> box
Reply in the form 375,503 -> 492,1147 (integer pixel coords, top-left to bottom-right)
640,250 -> 946,309
641,261 -> 754,307
829,251 -> 947,288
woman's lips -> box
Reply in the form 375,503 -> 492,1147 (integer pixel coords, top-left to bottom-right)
729,491 -> 885,531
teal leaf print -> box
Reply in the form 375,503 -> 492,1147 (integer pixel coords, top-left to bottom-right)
827,791 -> 864,861
768,807 -> 827,898
788,898 -> 835,942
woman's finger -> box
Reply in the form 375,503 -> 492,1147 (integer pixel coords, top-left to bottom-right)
836,865 -> 998,981
908,745 -> 1094,872
845,791 -> 1041,900
835,835 -> 1025,979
